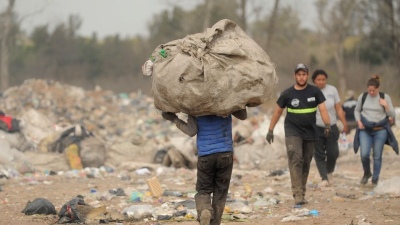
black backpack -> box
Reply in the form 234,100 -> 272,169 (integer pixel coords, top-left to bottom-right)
361,92 -> 385,110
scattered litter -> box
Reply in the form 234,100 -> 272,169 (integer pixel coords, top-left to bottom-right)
374,176 -> 400,195
336,192 -> 357,199
309,209 -> 319,217
21,198 -> 57,215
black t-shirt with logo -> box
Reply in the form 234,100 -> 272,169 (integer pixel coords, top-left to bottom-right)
277,84 -> 326,140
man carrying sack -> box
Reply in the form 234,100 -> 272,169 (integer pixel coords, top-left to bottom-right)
145,19 -> 277,225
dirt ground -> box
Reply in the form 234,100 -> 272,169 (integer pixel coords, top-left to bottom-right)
1,149 -> 400,225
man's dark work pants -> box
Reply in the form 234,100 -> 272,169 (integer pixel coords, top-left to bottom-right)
285,136 -> 315,200
195,151 -> 233,225
314,125 -> 340,180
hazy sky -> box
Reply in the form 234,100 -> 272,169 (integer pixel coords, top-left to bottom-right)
4,0 -> 316,39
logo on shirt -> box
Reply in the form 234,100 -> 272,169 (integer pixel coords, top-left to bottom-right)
307,97 -> 316,102
291,98 -> 300,107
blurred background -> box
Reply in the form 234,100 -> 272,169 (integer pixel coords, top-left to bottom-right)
0,0 -> 399,104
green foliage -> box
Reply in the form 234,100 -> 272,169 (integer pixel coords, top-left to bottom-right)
208,0 -> 241,27
78,36 -> 102,78
358,31 -> 393,65
31,25 -> 50,50
251,5 -> 302,47
147,1 -> 244,48
148,6 -> 188,48
3,0 -> 400,98
354,1 -> 400,65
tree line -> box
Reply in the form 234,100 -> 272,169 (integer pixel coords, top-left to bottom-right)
1,0 -> 399,103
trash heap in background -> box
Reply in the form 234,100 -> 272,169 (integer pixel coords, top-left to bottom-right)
0,79 -> 287,175
1,79 -> 399,176
0,79 -> 178,174
1,80 -> 400,224
1,79 -> 160,145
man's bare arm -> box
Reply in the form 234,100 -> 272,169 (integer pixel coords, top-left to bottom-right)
268,104 -> 284,131
318,102 -> 331,126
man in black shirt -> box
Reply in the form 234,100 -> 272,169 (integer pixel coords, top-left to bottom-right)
266,63 -> 331,205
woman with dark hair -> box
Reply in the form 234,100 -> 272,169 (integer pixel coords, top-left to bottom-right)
353,75 -> 398,186
311,69 -> 348,187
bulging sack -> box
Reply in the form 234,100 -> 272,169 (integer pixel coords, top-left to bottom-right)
79,136 -> 107,168
150,19 -> 278,117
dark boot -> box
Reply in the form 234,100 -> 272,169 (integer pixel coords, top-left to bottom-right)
200,209 -> 211,225
195,193 -> 213,224
360,172 -> 372,185
294,195 -> 306,205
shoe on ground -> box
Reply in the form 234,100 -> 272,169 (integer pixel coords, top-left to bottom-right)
319,180 -> 330,187
372,178 -> 379,186
200,209 -> 211,225
360,172 -> 372,185
294,195 -> 306,205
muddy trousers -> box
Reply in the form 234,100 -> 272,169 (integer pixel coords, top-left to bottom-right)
195,152 -> 233,225
314,125 -> 340,181
285,136 -> 315,199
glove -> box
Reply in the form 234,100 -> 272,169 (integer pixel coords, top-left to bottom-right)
324,124 -> 331,138
266,130 -> 274,144
162,112 -> 177,122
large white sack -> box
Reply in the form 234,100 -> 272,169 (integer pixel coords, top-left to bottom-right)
150,19 -> 278,117
18,109 -> 54,147
0,140 -> 34,174
79,136 -> 107,168
23,151 -> 70,172
0,130 -> 33,152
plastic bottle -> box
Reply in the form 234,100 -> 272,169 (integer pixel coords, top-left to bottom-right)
339,132 -> 348,150
341,132 -> 346,141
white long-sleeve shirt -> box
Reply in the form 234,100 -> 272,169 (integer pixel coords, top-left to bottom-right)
354,93 -> 395,122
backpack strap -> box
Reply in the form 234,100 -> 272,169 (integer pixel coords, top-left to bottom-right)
361,92 -> 367,110
361,92 -> 385,111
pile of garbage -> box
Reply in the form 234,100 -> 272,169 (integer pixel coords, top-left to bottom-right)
4,79 -> 399,176
2,80 -> 400,224
0,79 -> 182,173
1,79 -> 165,144
0,79 -> 289,175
